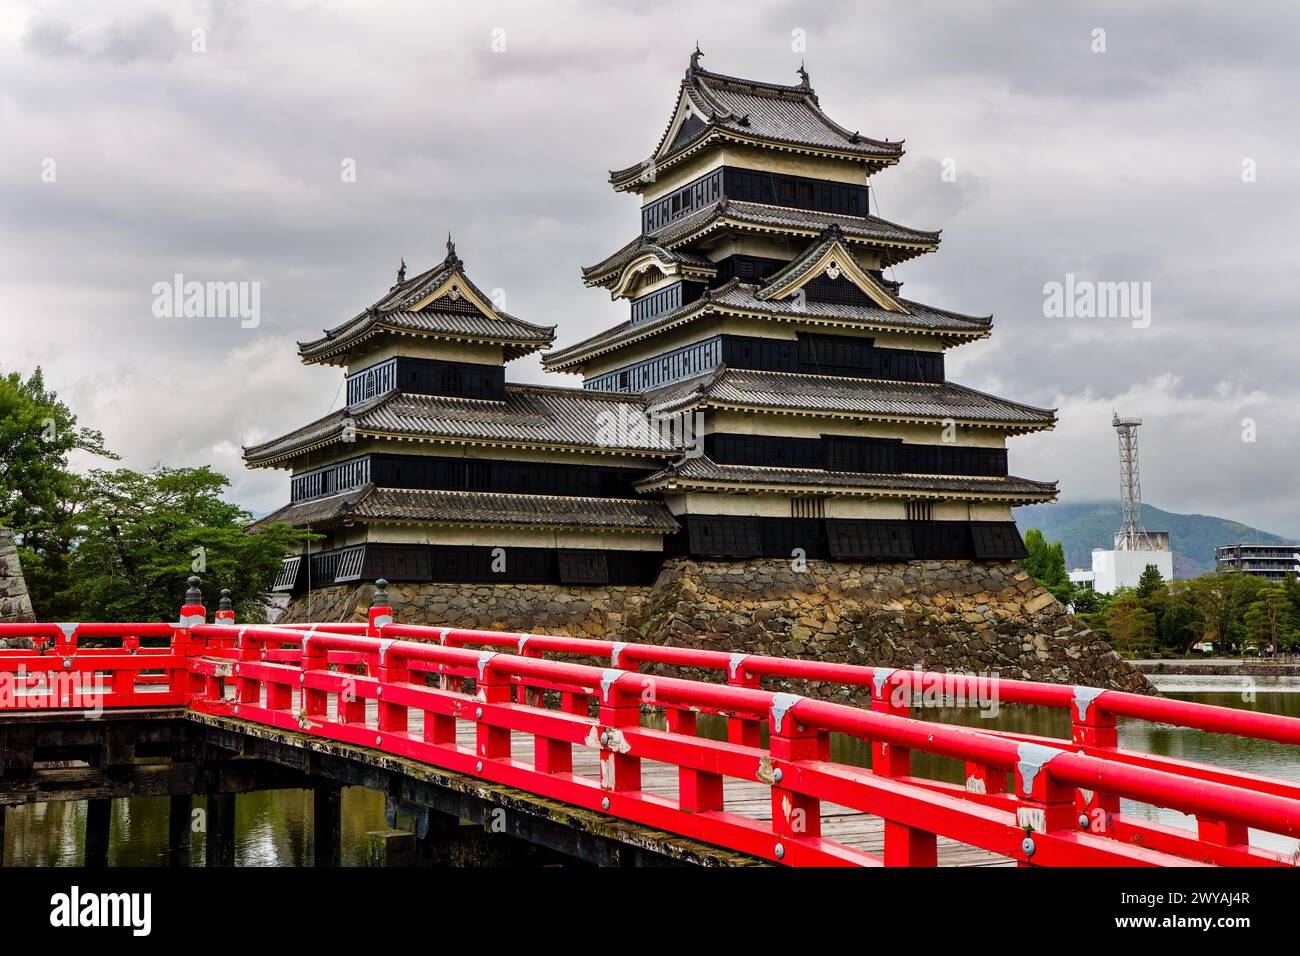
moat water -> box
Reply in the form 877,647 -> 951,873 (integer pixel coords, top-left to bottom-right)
5,678 -> 1298,865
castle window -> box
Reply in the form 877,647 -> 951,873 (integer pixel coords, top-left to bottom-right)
791,497 -> 825,519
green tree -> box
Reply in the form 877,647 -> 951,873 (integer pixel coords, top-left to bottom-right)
1071,587 -> 1104,615
1136,563 -> 1167,602
59,465 -> 307,622
1019,528 -> 1073,604
1158,601 -> 1205,655
1243,585 -> 1296,655
1,367 -> 118,615
1106,593 -> 1158,657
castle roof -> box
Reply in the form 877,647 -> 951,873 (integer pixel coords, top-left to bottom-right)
255,485 -> 680,534
298,241 -> 555,366
582,200 -> 939,288
243,383 -> 681,467
609,54 -> 903,192
641,368 -> 1057,433
634,456 -> 1057,505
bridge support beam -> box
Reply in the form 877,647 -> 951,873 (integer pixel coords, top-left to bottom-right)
314,785 -> 342,867
85,798 -> 111,868
365,828 -> 414,866
168,794 -> 192,866
205,793 -> 236,867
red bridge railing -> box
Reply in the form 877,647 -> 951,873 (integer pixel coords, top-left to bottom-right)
2,577 -> 1300,867
0,621 -> 189,710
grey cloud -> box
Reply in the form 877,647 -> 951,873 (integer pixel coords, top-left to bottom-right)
4,0 -> 1299,537
23,11 -> 186,64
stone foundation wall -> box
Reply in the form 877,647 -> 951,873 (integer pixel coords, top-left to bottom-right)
280,580 -> 650,639
280,557 -> 1152,696
633,559 -> 1153,701
0,527 -> 36,648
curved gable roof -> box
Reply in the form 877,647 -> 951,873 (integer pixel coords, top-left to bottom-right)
298,240 -> 555,366
610,53 -> 904,191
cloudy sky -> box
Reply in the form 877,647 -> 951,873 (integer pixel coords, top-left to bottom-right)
3,0 -> 1298,536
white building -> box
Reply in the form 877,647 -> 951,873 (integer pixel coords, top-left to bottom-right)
1090,531 -> 1174,594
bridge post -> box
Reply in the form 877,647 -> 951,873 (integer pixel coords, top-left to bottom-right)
726,662 -> 762,747
168,794 -> 193,866
368,578 -> 393,633
598,674 -> 641,796
476,655 -> 512,761
178,576 -> 207,701
769,700 -> 821,853
531,646 -> 573,774
301,631 -> 329,720
85,798 -> 112,867
870,672 -> 938,866
373,581 -> 410,734
1013,751 -> 1075,866
0,805 -> 6,866
314,785 -> 342,867
1071,693 -> 1121,828
205,792 -> 236,867
215,589 -> 236,625
669,709 -> 724,812
237,614 -> 261,706
365,829 -> 414,866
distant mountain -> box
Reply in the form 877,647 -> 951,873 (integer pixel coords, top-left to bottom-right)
1013,502 -> 1297,578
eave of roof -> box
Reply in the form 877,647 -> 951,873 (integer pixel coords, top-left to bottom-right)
641,368 -> 1057,434
543,279 -> 991,372
581,201 -> 940,288
633,456 -> 1058,505
242,384 -> 684,468
254,484 -> 680,534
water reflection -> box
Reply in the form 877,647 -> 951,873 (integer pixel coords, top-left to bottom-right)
4,682 -> 1298,865
4,789 -> 384,867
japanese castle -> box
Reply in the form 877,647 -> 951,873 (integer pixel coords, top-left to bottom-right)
247,52 -> 1058,594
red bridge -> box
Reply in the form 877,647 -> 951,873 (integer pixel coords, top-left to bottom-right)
2,577 -> 1299,867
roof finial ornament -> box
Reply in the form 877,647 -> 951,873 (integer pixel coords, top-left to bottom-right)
396,257 -> 406,285
445,232 -> 457,262
690,43 -> 703,72
797,60 -> 811,90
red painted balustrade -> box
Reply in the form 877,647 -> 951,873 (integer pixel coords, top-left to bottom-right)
3,581 -> 1300,867
0,621 -> 191,709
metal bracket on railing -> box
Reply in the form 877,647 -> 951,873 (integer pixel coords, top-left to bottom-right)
728,653 -> 748,680
56,623 -> 79,641
610,642 -> 629,668
477,651 -> 497,681
770,693 -> 804,734
516,635 -> 529,654
599,668 -> 620,703
372,614 -> 393,628
378,639 -> 396,665
1016,742 -> 1065,795
1073,686 -> 1108,722
871,667 -> 897,698
438,628 -> 451,645
177,614 -> 204,628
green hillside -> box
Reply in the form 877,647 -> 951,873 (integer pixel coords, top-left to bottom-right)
1013,502 -> 1296,578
